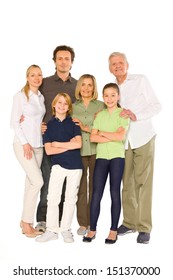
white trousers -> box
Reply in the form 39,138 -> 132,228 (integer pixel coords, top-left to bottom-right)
13,142 -> 43,223
46,164 -> 82,233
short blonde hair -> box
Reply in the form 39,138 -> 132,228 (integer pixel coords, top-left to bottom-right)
52,93 -> 73,116
75,74 -> 98,100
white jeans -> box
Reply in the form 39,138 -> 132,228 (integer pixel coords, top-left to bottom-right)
46,164 -> 82,233
13,142 -> 43,223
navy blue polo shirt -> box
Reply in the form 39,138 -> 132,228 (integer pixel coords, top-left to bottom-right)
43,116 -> 83,170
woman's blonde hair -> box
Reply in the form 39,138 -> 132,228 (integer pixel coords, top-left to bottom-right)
52,93 -> 73,116
75,74 -> 98,100
21,64 -> 41,101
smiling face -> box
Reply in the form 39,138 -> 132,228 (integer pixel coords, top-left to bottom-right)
54,50 -> 73,74
109,55 -> 128,83
103,86 -> 120,112
52,93 -> 72,119
80,77 -> 94,99
27,66 -> 43,90
54,95 -> 69,115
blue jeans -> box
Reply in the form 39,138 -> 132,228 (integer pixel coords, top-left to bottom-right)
36,150 -> 65,222
90,157 -> 125,231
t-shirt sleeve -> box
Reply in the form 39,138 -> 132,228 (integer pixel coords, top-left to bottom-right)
73,123 -> 81,136
43,122 -> 52,144
120,116 -> 130,131
92,112 -> 102,130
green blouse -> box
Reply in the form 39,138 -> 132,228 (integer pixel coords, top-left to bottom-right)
72,99 -> 105,156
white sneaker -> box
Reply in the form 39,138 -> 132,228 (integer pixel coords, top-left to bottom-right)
36,230 -> 58,242
61,229 -> 74,243
35,221 -> 46,233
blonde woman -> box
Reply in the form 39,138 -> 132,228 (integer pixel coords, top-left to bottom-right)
11,65 -> 46,237
72,74 -> 105,235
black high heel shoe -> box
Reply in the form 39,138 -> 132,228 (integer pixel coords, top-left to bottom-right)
105,236 -> 118,244
83,234 -> 96,243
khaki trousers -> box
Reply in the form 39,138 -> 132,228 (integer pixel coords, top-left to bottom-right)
122,137 -> 155,233
77,155 -> 96,227
13,142 -> 43,223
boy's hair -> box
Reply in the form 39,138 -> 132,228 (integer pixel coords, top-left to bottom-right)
52,93 -> 73,116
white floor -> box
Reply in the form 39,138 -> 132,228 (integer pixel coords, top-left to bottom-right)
1,94 -> 171,280
0,156 -> 172,280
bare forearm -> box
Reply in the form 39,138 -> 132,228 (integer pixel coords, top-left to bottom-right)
90,127 -> 126,143
99,130 -> 126,141
52,138 -> 82,150
90,134 -> 110,143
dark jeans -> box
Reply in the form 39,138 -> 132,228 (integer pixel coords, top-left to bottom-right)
90,157 -> 125,231
36,150 -> 65,222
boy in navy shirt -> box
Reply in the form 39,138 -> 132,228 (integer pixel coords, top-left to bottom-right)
36,93 -> 83,243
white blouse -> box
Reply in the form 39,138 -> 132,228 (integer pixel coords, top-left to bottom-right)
11,90 -> 46,148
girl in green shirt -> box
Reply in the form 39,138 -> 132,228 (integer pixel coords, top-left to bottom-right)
83,83 -> 129,244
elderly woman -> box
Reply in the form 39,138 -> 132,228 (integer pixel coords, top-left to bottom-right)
72,74 -> 105,235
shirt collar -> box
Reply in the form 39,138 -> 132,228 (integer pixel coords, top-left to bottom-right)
54,72 -> 72,82
53,115 -> 71,122
115,73 -> 135,84
75,99 -> 98,105
29,90 -> 42,97
125,73 -> 135,81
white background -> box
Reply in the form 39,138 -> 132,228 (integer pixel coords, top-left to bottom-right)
0,0 -> 172,279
